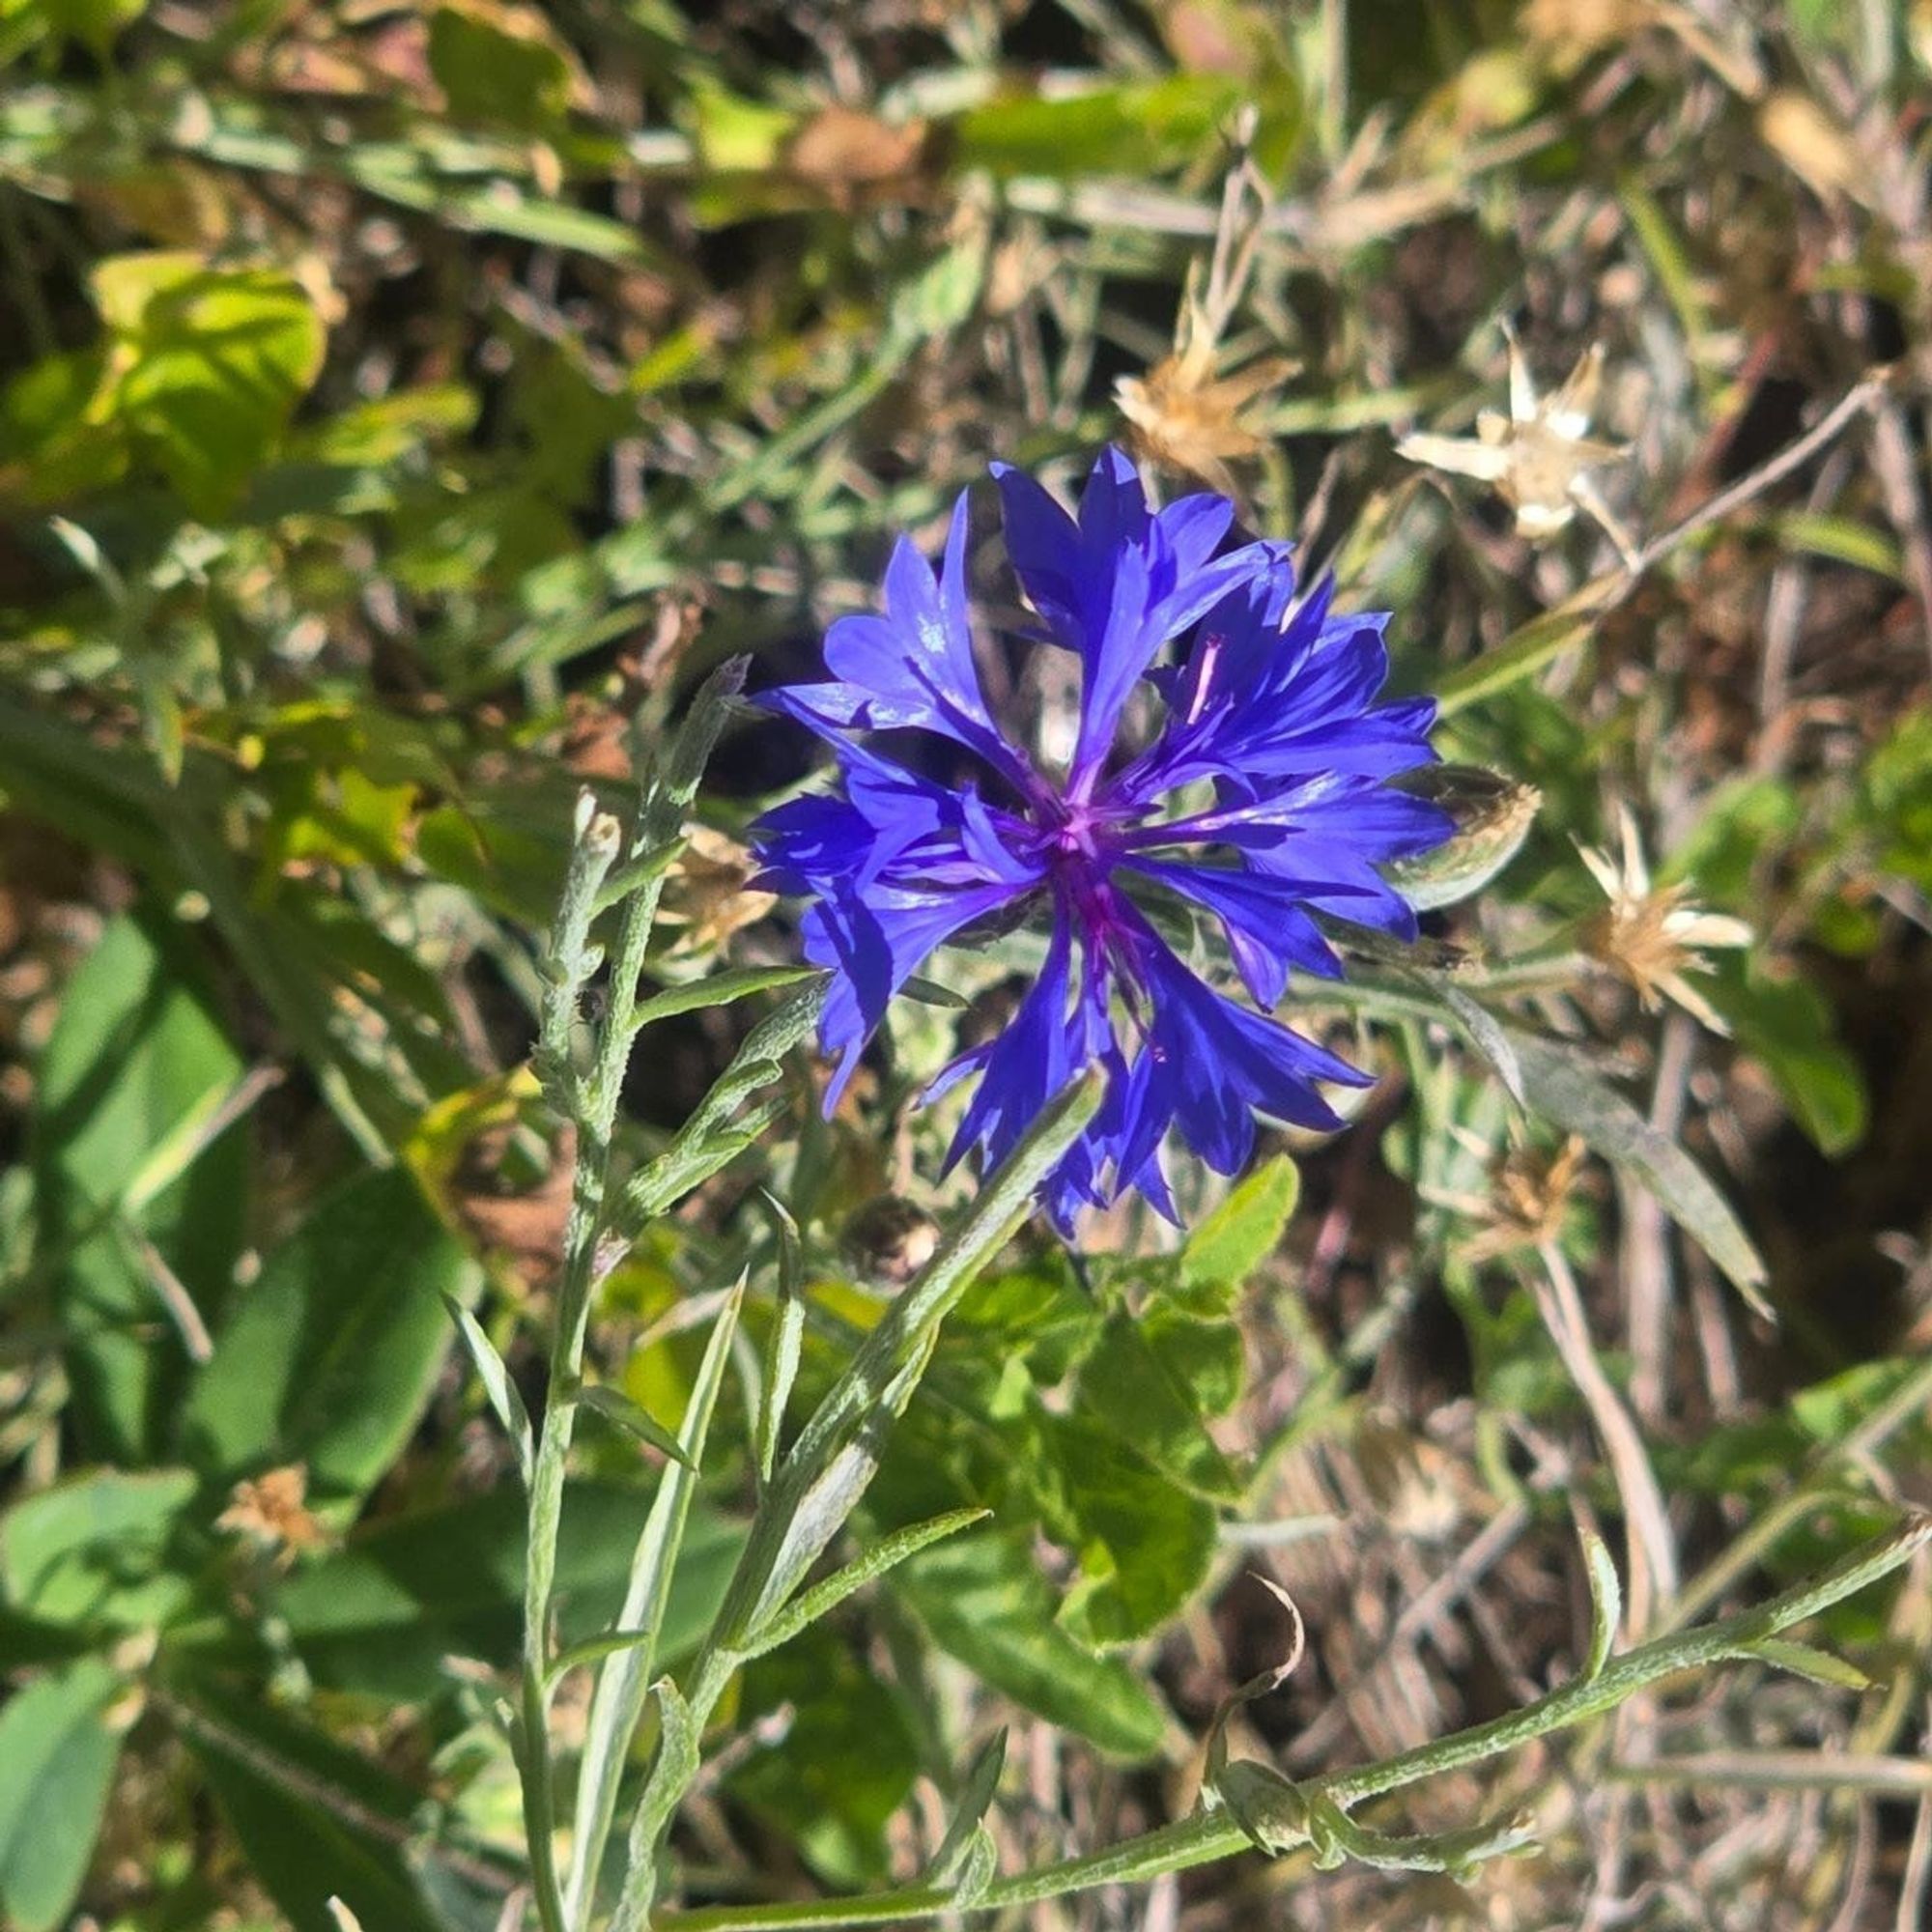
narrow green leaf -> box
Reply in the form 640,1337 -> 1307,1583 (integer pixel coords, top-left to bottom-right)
925,1728 -> 1007,1889
1507,1029 -> 1770,1312
1579,1526 -> 1621,1681
739,1508 -> 991,1660
548,1625 -> 658,1685
575,1384 -> 694,1466
1435,592 -> 1608,717
1431,978 -> 1526,1107
566,1286 -> 744,1928
442,1293 -> 532,1485
1734,1638 -> 1871,1692
757,1192 -> 806,1484
629,965 -> 815,1034
590,838 -> 685,914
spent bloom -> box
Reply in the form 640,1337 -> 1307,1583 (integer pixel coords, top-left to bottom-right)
1578,805 -> 1751,1032
1398,329 -> 1631,554
753,447 -> 1452,1227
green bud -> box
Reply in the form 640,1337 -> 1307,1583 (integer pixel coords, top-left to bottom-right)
1384,766 -> 1541,912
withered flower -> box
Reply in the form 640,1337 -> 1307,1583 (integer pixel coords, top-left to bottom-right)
216,1464 -> 326,1565
1458,1135 -> 1590,1263
1116,299 -> 1294,496
1578,807 -> 1750,1031
1399,329 -> 1631,554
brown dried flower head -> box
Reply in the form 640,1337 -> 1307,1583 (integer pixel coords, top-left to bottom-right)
216,1463 -> 326,1564
1463,1134 -> 1591,1262
1116,297 -> 1294,496
660,825 -> 777,956
1578,807 -> 1750,1032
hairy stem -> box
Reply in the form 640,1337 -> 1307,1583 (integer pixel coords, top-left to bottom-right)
652,1514 -> 1932,1932
606,1072 -> 1106,1932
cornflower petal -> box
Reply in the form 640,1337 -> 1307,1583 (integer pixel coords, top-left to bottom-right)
753,445 -> 1455,1222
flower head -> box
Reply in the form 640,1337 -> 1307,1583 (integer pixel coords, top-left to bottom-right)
1398,328 -> 1630,552
753,447 -> 1451,1227
1578,806 -> 1751,1032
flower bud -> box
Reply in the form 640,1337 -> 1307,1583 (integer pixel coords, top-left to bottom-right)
840,1195 -> 940,1288
1384,766 -> 1541,912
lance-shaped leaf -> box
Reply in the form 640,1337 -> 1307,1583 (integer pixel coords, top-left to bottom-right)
718,1070 -> 1103,1653
1507,1029 -> 1769,1312
575,1384 -> 693,1466
565,1286 -> 742,1929
628,965 -> 817,1037
736,1508 -> 990,1660
756,1192 -> 806,1485
619,982 -> 824,1230
442,1294 -> 532,1485
923,1728 -> 1008,1893
1579,1524 -> 1621,1682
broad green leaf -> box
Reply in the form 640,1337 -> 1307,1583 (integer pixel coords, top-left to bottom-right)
270,1486 -> 742,1700
34,912 -> 245,1463
1046,1416 -> 1218,1646
0,0 -> 145,57
92,253 -> 326,516
417,795 -> 574,925
0,1660 -> 123,1932
1706,959 -> 1866,1157
1,1466 -> 197,1631
892,1530 -> 1166,1757
1075,1311 -> 1243,1500
183,1168 -> 479,1500
1507,1029 -> 1769,1312
1180,1155 -> 1300,1304
171,1677 -> 451,1932
427,0 -> 576,129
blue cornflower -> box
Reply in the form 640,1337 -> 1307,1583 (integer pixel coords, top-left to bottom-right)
753,446 -> 1452,1228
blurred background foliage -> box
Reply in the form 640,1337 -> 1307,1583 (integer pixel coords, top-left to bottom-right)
4,2 -> 1932,1929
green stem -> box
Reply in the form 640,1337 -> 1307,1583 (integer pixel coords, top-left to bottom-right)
519,804 -> 624,1932
653,1514 -> 1932,1932
607,1073 -> 1105,1932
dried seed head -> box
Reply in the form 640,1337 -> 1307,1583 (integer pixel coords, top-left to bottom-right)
1578,807 -> 1750,1031
1399,329 -> 1629,548
660,825 -> 777,955
216,1463 -> 326,1564
1463,1135 -> 1590,1262
1116,298 -> 1294,495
